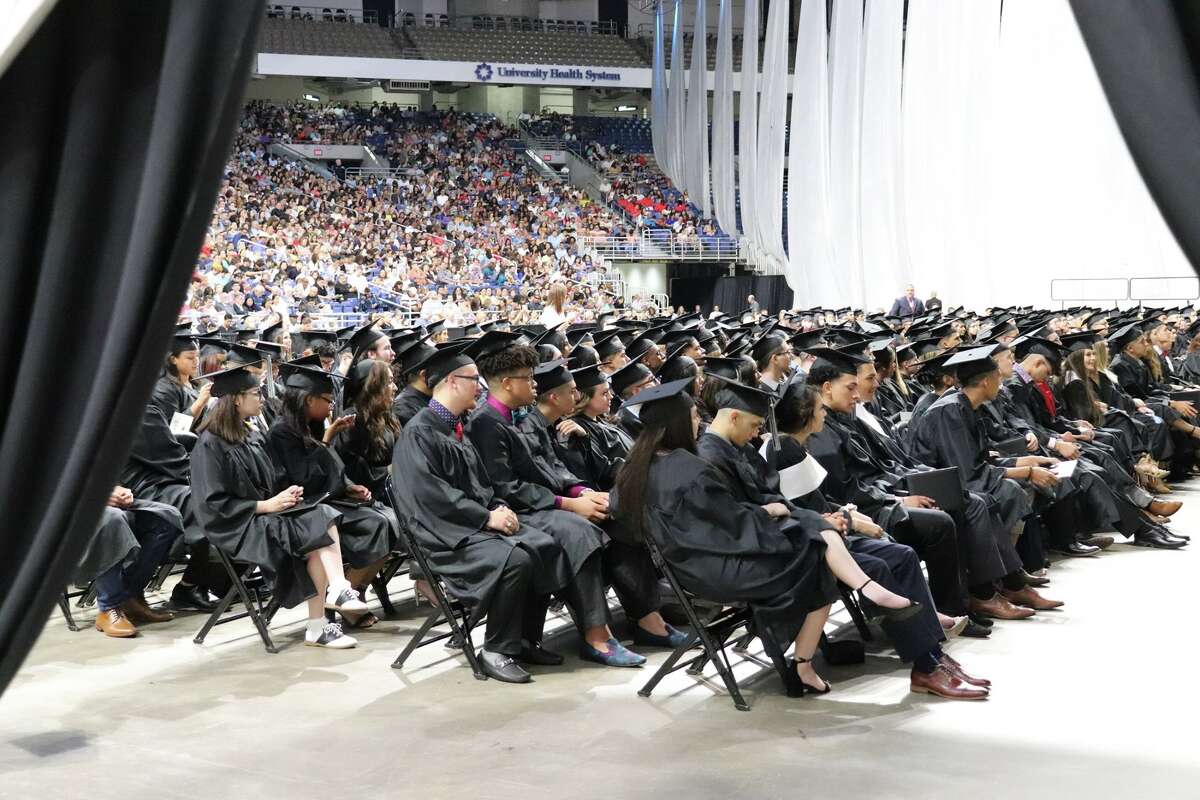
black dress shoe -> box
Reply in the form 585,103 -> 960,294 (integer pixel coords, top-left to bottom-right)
167,583 -> 218,612
478,651 -> 532,683
1019,570 -> 1051,587
959,620 -> 992,638
1134,528 -> 1187,550
1053,542 -> 1101,557
517,644 -> 564,666
967,613 -> 994,629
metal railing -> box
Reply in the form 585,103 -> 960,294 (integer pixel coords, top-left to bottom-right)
581,229 -> 741,261
264,4 -> 376,24
1049,276 -> 1200,308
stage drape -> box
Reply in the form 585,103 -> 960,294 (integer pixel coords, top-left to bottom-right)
666,4 -> 688,185
828,0 -> 866,307
711,0 -> 737,236
736,0 -> 761,239
684,0 -> 711,217
753,0 -> 790,272
1071,0 -> 1200,278
0,0 -> 260,697
651,1 -> 669,176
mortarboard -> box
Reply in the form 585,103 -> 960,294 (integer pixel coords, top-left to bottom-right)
706,374 -> 774,418
807,346 -> 869,377
533,359 -> 573,394
610,360 -> 655,397
945,345 -> 1003,381
571,364 -> 608,391
208,365 -> 259,397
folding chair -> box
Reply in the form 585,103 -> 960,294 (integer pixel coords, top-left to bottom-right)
385,485 -> 486,680
637,535 -> 754,711
58,593 -> 80,632
838,583 -> 873,641
193,547 -> 281,654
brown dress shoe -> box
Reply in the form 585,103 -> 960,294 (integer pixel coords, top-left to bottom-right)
969,594 -> 1035,620
119,596 -> 175,625
938,654 -> 991,688
1001,586 -> 1064,610
911,666 -> 989,700
95,608 -> 138,638
1147,499 -> 1182,517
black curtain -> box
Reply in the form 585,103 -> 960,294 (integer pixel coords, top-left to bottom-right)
0,1 -> 260,697
1071,1 -> 1200,274
670,268 -> 794,316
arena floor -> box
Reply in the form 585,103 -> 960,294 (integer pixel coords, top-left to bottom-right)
4,487 -> 1200,800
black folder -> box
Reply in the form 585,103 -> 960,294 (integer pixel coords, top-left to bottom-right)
995,436 -> 1029,456
1169,390 -> 1200,404
906,467 -> 964,512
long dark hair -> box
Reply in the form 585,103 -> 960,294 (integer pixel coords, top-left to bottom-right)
352,360 -> 401,458
196,395 -> 248,443
613,392 -> 696,541
281,387 -> 327,443
1063,349 -> 1102,425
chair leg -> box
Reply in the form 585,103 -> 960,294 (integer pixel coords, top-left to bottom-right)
229,566 -> 277,654
839,585 -> 873,642
59,594 -> 79,632
638,632 -> 699,696
392,609 -> 442,669
193,585 -> 238,645
692,615 -> 750,711
372,576 -> 397,618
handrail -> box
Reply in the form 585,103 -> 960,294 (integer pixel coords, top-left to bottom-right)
264,4 -> 376,24
580,229 -> 740,262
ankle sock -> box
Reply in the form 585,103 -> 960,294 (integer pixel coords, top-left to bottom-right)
306,619 -> 326,639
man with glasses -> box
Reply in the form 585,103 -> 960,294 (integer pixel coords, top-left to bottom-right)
466,333 -> 647,668
752,332 -> 795,395
391,342 -> 572,684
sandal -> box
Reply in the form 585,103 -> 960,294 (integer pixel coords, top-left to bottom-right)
342,610 -> 380,629
784,656 -> 832,697
856,578 -> 923,622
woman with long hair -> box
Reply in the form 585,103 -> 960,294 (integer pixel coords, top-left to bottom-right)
538,284 -> 567,328
557,366 -> 632,492
150,333 -> 210,425
612,382 -> 925,697
190,366 -> 367,649
266,361 -> 399,629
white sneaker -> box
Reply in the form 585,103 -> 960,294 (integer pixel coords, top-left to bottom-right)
325,585 -> 368,614
305,621 -> 357,649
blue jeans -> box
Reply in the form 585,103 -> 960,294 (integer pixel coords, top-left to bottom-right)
94,511 -> 180,611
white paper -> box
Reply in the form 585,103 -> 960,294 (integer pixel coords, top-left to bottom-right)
169,412 -> 194,436
777,455 -> 829,500
1052,460 -> 1077,479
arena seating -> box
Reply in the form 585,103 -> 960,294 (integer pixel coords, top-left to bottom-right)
259,15 -> 404,57
402,26 -> 647,68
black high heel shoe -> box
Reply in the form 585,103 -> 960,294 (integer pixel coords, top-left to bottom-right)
784,656 -> 832,697
857,578 -> 923,623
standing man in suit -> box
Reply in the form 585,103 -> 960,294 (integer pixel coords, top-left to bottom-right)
889,285 -> 925,318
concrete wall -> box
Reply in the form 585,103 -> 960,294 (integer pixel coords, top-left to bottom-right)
617,261 -> 668,298
244,75 -> 425,107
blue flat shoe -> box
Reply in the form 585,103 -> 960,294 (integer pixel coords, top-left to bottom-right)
633,623 -> 690,649
580,637 -> 646,667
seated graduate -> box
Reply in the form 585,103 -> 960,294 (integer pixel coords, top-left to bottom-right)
466,333 -> 647,667
909,346 -> 1066,616
121,403 -> 226,613
74,486 -> 183,638
611,380 -> 974,698
594,330 -> 630,374
267,357 -> 400,629
190,365 -> 368,650
390,343 -> 573,684
150,332 -> 209,429
751,332 -> 793,396
695,355 -> 758,422
389,330 -> 438,426
696,376 -> 989,699
527,360 -> 685,649
609,359 -> 659,439
557,364 -> 633,491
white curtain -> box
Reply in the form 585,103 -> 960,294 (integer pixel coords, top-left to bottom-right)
736,0 -> 760,239
786,0 -> 835,296
651,1 -> 669,176
753,0 -> 790,273
684,0 -> 710,217
711,0 -> 737,235
828,0 -> 866,307
859,0 -> 910,303
665,2 -> 687,185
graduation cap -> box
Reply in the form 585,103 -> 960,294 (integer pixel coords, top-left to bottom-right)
656,346 -> 698,384
945,345 -> 1003,382
347,321 -> 387,360
170,333 -> 199,355
1059,331 -> 1100,352
397,339 -> 438,376
464,330 -> 526,362
232,325 -> 261,344
208,365 -> 260,397
255,341 -> 286,360
1012,336 -> 1066,368
610,360 -> 655,397
292,329 -> 340,354
175,321 -> 194,335
567,345 -> 600,370
749,333 -> 788,364
913,351 -> 956,379
907,337 -> 946,359
571,364 -> 608,391
224,343 -> 267,367
262,321 -> 284,342
594,330 -> 626,361
286,353 -> 325,369
617,377 -> 694,411
807,347 -> 869,377
533,359 -> 573,394
823,328 -> 873,349
414,341 -> 474,388
195,336 -> 229,358
565,325 -> 597,347
1107,323 -> 1143,353
531,322 -> 568,349
280,360 -> 338,394
703,356 -> 748,381
343,358 -> 380,404
894,342 -> 918,363
423,320 -> 445,338
706,374 -> 774,418
626,332 -> 664,362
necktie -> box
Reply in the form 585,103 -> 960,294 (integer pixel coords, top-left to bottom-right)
454,421 -> 463,441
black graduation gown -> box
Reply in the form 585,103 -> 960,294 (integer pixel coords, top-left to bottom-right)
807,410 -> 909,529
331,415 -> 397,500
190,430 -> 342,608
149,375 -> 197,422
390,407 -> 569,624
392,385 -> 432,427
616,406 -> 643,440
467,403 -> 603,574
121,404 -> 205,543
72,502 -> 183,585
556,413 -> 632,492
265,420 -> 397,568
614,449 -> 835,651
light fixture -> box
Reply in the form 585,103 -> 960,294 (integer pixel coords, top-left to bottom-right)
615,105 -> 636,112
303,93 -> 320,102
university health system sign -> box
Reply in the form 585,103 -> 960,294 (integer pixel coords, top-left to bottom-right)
474,61 -> 624,84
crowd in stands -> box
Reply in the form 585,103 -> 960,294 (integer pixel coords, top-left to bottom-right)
188,101 -> 678,333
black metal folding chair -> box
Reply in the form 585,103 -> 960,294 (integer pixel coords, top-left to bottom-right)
385,485 -> 486,680
58,592 -> 80,632
637,535 -> 754,711
193,547 -> 281,654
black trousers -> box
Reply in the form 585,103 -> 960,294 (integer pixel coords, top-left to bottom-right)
483,547 -> 535,656
847,537 -> 943,663
557,549 -> 610,631
603,539 -> 661,621
890,507 -> 967,616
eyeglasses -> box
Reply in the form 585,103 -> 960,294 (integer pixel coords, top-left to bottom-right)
506,374 -> 535,383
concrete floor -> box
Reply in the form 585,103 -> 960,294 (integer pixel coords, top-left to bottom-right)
4,487 -> 1200,800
